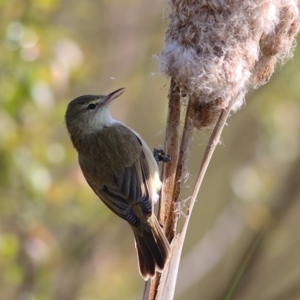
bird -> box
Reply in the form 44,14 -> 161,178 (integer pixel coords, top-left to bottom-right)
65,88 -> 170,280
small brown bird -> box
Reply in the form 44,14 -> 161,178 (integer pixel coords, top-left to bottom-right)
65,88 -> 170,280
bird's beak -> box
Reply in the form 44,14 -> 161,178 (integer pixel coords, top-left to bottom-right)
105,88 -> 125,104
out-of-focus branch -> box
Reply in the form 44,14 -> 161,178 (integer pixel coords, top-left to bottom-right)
223,152 -> 300,300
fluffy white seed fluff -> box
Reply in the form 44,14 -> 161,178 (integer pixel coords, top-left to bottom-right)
159,0 -> 300,127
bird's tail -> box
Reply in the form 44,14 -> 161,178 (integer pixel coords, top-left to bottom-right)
130,212 -> 171,280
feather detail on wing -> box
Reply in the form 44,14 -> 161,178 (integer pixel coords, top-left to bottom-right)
93,156 -> 153,226
78,124 -> 155,226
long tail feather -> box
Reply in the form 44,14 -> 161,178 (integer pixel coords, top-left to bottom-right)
131,213 -> 171,280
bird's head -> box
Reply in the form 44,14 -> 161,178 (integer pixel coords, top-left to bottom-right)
65,88 -> 125,136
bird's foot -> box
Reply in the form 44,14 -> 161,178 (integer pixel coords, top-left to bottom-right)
153,148 -> 171,163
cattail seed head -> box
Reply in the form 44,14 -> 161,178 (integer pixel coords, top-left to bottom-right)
160,0 -> 300,128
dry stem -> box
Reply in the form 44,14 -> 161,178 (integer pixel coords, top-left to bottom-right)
147,92 -> 198,299
164,94 -> 197,240
156,97 -> 235,300
181,98 -> 235,237
159,79 -> 181,226
145,78 -> 235,300
144,79 -> 181,300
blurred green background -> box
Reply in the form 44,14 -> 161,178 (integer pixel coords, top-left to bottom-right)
1,1 -> 300,299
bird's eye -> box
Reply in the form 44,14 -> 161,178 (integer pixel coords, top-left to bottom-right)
87,103 -> 96,110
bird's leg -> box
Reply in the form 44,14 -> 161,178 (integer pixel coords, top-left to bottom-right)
153,148 -> 171,164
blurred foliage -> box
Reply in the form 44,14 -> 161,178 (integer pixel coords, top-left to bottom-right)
1,0 -> 300,300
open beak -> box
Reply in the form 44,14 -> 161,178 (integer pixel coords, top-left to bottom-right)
105,88 -> 125,104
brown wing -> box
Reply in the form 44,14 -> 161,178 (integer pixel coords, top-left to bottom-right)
78,124 -> 153,226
